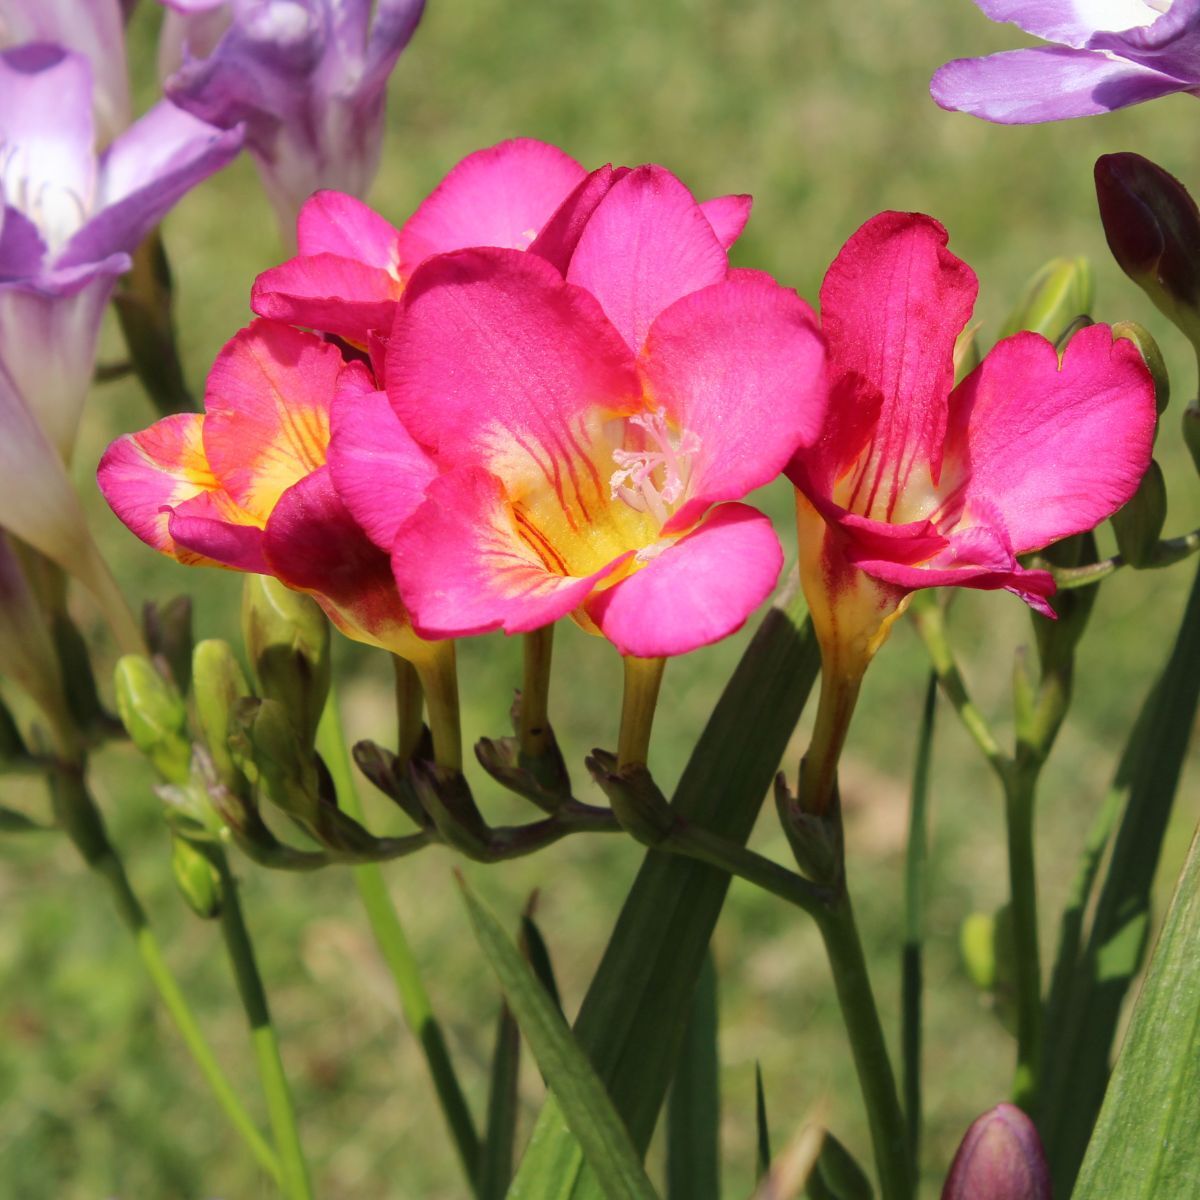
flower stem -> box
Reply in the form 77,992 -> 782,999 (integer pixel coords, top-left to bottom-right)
815,891 -> 913,1200
47,766 -> 281,1183
215,856 -> 312,1200
618,655 -> 666,768
413,642 -> 462,771
519,626 -> 554,760
1004,764 -> 1043,1113
314,692 -> 481,1189
393,655 -> 424,765
800,664 -> 862,815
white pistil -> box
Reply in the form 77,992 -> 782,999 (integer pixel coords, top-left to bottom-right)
609,411 -> 700,528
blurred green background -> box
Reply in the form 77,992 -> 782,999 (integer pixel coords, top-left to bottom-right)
2,1 -> 1199,1196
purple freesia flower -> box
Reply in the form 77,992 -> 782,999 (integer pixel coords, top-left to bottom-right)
160,0 -> 427,243
932,1 -> 1200,124
0,43 -> 242,459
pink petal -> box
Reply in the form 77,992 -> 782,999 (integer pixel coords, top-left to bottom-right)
387,247 -> 639,470
167,491 -> 269,573
638,273 -> 827,534
251,252 -> 401,343
295,190 -> 401,265
262,466 -> 415,650
946,324 -> 1156,552
587,503 -> 783,657
202,319 -> 344,522
327,369 -> 436,552
528,164 -> 628,274
567,164 -> 728,352
391,466 -> 629,640
818,211 -> 978,512
97,413 -> 219,561
699,193 -> 753,250
397,138 -> 586,275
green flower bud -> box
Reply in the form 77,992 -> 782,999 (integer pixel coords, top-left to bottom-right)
170,834 -> 223,919
1111,459 -> 1168,568
1000,256 -> 1094,344
960,912 -> 998,991
192,638 -> 252,798
231,696 -> 321,827
143,594 -> 194,692
241,575 -> 330,749
114,655 -> 191,784
1184,401 -> 1200,476
1112,321 -> 1170,418
1094,153 -> 1200,349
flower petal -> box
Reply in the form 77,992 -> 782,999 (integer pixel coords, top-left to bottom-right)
946,323 -> 1156,552
397,138 -> 586,275
328,370 -> 436,552
527,164 -> 627,274
587,503 -> 782,657
818,211 -> 977,514
566,164 -> 728,352
168,491 -> 269,573
931,47 -> 1186,124
387,247 -> 639,470
698,193 -> 752,250
638,273 -> 827,534
295,189 -> 401,263
970,0 -> 1159,46
202,319 -> 343,522
392,466 -> 629,640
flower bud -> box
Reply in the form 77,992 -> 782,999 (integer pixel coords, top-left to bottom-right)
192,638 -> 253,800
231,696 -> 322,828
1000,256 -> 1094,344
1112,322 -> 1169,418
1183,401 -> 1200,475
1111,459 -> 1167,568
587,750 -> 675,846
241,575 -> 330,750
941,1103 -> 1051,1200
114,654 -> 191,784
1094,153 -> 1200,348
142,594 -> 194,692
170,834 -> 223,919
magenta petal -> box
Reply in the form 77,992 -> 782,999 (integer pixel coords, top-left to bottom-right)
528,164 -> 627,274
948,324 -> 1156,552
698,193 -> 752,250
397,138 -> 586,275
387,247 -> 639,467
392,467 -> 628,639
588,503 -> 782,657
931,47 -> 1186,124
168,492 -> 269,573
819,211 -> 978,496
250,252 -> 399,342
295,190 -> 401,264
567,164 -> 728,352
328,371 -> 436,551
638,274 -> 827,534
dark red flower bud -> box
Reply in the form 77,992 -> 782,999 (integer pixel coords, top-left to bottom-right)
941,1104 -> 1052,1200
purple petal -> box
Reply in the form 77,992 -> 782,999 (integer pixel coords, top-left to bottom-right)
1089,0 -> 1200,79
931,46 -> 1188,122
0,205 -> 46,279
362,0 -> 426,92
973,0 -> 1162,47
57,100 -> 242,270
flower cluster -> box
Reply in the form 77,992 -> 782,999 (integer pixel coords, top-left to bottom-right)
98,138 -> 1156,713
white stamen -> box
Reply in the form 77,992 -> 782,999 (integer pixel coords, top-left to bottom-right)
609,411 -> 700,527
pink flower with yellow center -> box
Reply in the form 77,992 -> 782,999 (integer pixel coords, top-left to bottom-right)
97,318 -> 434,662
343,168 -> 826,659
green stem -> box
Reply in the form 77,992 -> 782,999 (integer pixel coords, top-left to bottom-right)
393,656 -> 424,765
215,856 -> 312,1200
618,655 -> 665,768
520,626 -> 554,760
816,892 -> 913,1200
413,642 -> 462,771
1004,765 -> 1042,1113
315,693 -> 481,1190
47,768 -> 281,1183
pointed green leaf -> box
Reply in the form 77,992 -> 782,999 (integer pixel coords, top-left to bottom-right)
522,910 -> 563,1016
756,1064 -> 772,1184
1071,820 -> 1200,1199
1041,563 -> 1200,1194
459,879 -> 659,1200
0,806 -> 51,833
509,586 -> 819,1200
667,949 -> 720,1200
478,1000 -> 522,1200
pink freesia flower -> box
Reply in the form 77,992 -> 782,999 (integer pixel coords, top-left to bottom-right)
789,210 -> 1156,689
97,317 -> 435,662
347,172 -> 825,658
251,138 -> 752,351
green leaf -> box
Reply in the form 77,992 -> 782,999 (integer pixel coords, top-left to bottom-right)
756,1064 -> 772,1183
0,806 -> 51,833
509,585 -> 819,1200
1071,819 -> 1200,1199
522,909 -> 563,1016
458,878 -> 659,1200
478,1000 -> 521,1200
667,949 -> 720,1200
1041,562 -> 1200,1194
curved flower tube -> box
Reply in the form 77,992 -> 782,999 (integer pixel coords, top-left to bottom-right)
160,0 -> 426,241
788,211 -> 1156,811
351,224 -> 826,660
0,44 -> 242,460
251,138 -> 752,351
932,1 -> 1200,123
